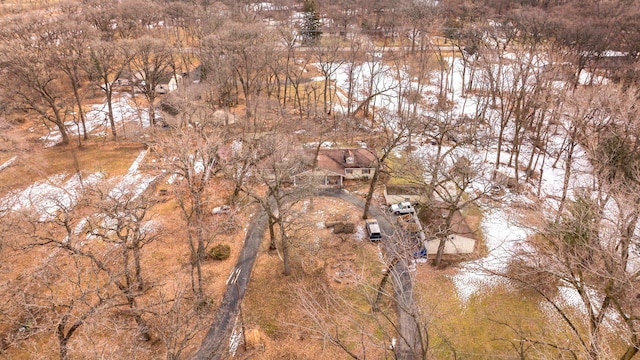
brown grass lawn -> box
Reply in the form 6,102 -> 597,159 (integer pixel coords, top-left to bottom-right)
240,197 -> 393,359
0,151 -> 248,359
0,139 -> 145,195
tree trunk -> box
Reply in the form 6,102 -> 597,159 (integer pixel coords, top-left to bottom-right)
372,260 -> 396,312
268,217 -> 277,250
188,229 -> 204,299
57,325 -> 70,360
56,120 -> 71,146
135,313 -> 151,342
362,162 -> 381,219
106,90 -> 117,139
58,337 -> 69,360
322,74 -> 329,115
620,337 -> 640,360
433,234 -> 447,267
194,191 -> 206,260
495,120 -> 507,170
51,106 -> 71,146
559,140 -> 575,214
71,80 -> 88,140
434,209 -> 456,267
133,246 -> 144,291
148,101 -> 157,127
280,222 -> 290,276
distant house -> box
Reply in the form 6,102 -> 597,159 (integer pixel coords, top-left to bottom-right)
178,65 -> 203,86
127,71 -> 181,94
155,65 -> 204,94
154,73 -> 181,94
294,148 -> 376,187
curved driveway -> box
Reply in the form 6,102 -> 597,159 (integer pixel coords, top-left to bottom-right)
194,189 -> 419,360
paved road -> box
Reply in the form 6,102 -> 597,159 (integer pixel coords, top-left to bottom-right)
320,189 -> 420,360
193,210 -> 268,360
193,188 -> 420,359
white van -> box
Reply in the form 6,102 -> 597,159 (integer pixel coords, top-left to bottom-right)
365,219 -> 382,241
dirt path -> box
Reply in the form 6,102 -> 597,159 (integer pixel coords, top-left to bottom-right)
193,188 -> 419,360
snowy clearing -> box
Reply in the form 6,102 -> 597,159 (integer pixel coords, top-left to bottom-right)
40,94 -> 151,147
109,150 -> 157,200
1,150 -> 155,224
452,207 -> 530,302
3,172 -> 104,221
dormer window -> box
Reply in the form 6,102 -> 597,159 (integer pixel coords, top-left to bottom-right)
344,150 -> 355,164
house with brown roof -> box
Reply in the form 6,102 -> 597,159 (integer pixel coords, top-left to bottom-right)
293,148 -> 376,187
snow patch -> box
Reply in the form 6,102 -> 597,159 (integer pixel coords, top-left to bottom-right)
40,94 -> 151,147
452,208 -> 530,302
0,156 -> 17,172
109,150 -> 156,200
4,172 -> 104,221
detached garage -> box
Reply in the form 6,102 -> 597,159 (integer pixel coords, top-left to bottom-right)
424,234 -> 476,255
383,184 -> 429,205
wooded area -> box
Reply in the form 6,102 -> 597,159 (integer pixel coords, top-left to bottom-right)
1,0 -> 640,358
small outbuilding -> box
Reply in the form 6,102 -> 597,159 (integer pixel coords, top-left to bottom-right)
423,235 -> 476,255
383,184 -> 429,205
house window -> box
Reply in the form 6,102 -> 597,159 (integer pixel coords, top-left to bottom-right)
345,169 -> 354,175
362,169 -> 371,175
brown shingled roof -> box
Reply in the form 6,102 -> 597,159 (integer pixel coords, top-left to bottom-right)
311,148 -> 376,175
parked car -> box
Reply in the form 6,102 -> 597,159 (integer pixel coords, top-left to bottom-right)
390,201 -> 415,215
365,219 -> 382,241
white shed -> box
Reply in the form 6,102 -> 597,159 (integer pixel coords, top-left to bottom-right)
424,234 -> 476,255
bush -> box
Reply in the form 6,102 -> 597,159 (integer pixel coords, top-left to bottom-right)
333,222 -> 355,234
209,244 -> 231,260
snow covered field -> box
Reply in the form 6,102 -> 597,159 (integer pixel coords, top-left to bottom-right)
40,94 -> 151,147
1,150 -> 155,222
3,172 -> 104,221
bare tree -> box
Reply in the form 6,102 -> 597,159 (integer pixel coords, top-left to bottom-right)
239,132 -> 314,276
113,0 -> 162,40
505,85 -> 640,360
83,0 -> 119,41
0,22 -> 72,145
85,188 -> 157,295
149,283 -> 212,360
507,192 -> 640,360
3,253 -> 113,360
202,20 -> 273,123
430,154 -> 492,267
296,229 -> 429,359
52,19 -> 94,143
313,36 -> 346,116
86,39 -> 135,139
129,37 -> 176,126
153,119 -> 222,299
362,110 -> 414,219
2,174 -> 159,356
